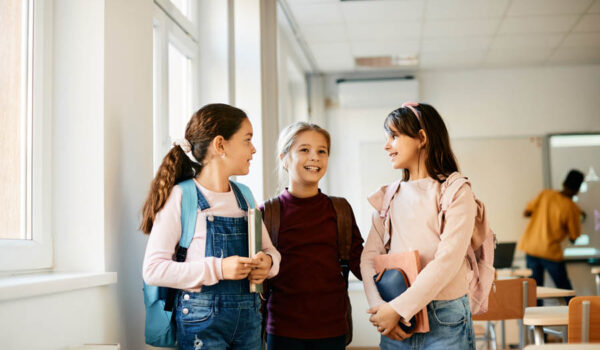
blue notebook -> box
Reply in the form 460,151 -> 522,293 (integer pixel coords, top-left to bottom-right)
373,268 -> 416,333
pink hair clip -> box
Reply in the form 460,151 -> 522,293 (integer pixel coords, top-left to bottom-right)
401,101 -> 423,128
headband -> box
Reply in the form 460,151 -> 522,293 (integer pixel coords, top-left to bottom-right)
173,138 -> 202,165
401,101 -> 424,129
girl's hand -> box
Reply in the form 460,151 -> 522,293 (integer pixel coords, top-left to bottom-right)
367,303 -> 412,340
222,256 -> 256,280
248,251 -> 272,284
387,324 -> 412,341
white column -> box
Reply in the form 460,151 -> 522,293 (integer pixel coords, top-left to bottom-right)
234,0 -> 279,202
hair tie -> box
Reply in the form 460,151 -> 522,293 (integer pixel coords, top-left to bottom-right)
401,101 -> 424,129
173,138 -> 202,165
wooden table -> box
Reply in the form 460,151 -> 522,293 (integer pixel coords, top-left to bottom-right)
497,268 -> 533,278
523,306 -> 569,345
525,344 -> 600,349
592,266 -> 600,296
537,286 -> 576,305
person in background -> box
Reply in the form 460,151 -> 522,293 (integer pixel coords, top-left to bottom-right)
518,169 -> 584,303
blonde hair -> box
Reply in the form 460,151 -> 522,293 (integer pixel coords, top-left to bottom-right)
276,121 -> 331,191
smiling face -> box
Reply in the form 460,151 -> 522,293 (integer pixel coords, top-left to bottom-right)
283,130 -> 329,188
222,117 -> 256,175
383,124 -> 422,170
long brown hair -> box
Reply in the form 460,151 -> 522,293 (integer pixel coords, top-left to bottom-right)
384,103 -> 459,182
139,103 -> 248,234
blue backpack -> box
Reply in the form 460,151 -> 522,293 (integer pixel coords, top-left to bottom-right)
143,179 -> 255,347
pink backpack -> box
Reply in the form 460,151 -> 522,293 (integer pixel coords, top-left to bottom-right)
378,172 -> 496,315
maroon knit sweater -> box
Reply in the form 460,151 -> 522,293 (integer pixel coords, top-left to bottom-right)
260,189 -> 363,339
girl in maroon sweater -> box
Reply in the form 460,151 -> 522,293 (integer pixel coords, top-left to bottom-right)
261,122 -> 364,350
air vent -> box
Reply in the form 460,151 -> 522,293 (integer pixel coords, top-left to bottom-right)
355,55 -> 418,68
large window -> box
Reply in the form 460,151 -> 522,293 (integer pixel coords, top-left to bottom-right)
0,0 -> 52,271
153,1 -> 199,170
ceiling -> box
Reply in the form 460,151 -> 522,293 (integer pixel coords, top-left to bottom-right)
283,0 -> 600,72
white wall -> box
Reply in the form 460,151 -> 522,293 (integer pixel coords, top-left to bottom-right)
419,65 -> 600,138
103,0 -> 154,348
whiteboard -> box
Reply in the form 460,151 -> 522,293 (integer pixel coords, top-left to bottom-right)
452,137 -> 544,244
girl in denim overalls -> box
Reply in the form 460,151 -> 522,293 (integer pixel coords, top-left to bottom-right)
141,104 -> 281,350
361,103 -> 477,350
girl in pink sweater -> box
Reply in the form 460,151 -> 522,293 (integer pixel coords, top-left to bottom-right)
361,102 -> 476,350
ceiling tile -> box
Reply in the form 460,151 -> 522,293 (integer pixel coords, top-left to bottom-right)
561,32 -> 600,47
346,21 -> 421,41
309,42 -> 352,62
548,46 -> 600,64
288,3 -> 344,25
301,24 -> 347,43
498,16 -> 579,34
573,14 -> 600,32
484,48 -> 551,66
507,0 -> 593,16
424,19 -> 500,37
350,39 -> 420,57
341,0 -> 424,23
420,50 -> 486,69
425,0 -> 509,20
421,36 -> 492,52
316,58 -> 355,72
490,34 -> 563,49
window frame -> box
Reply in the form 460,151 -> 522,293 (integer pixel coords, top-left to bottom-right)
153,2 -> 199,170
0,0 -> 53,272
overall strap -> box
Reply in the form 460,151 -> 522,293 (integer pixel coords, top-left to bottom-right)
195,186 -> 211,211
263,196 -> 281,247
229,180 -> 251,211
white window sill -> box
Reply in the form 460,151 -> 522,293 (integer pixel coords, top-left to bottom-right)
0,271 -> 117,302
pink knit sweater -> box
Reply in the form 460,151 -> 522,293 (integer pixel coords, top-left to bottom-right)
360,177 -> 476,321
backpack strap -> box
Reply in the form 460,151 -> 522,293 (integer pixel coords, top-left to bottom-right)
263,196 -> 281,247
438,175 -> 470,231
330,196 -> 353,262
164,179 -> 199,311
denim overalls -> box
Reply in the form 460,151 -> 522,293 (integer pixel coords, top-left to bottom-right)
175,182 -> 262,350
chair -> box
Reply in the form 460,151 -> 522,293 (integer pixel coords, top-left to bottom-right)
592,267 -> 600,296
568,296 -> 600,343
474,278 -> 537,349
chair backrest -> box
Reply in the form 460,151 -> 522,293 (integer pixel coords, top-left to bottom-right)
473,278 -> 537,321
568,296 -> 600,343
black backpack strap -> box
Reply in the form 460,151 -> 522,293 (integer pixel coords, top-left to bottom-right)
329,196 -> 353,284
329,196 -> 354,346
263,196 -> 281,247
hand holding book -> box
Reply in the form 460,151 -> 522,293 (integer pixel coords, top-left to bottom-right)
248,251 -> 272,285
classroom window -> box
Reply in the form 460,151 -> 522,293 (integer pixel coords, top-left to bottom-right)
153,3 -> 199,170
0,0 -> 53,271
1,0 -> 33,241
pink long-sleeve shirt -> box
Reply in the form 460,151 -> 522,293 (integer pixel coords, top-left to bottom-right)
360,176 -> 476,321
143,180 -> 281,291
